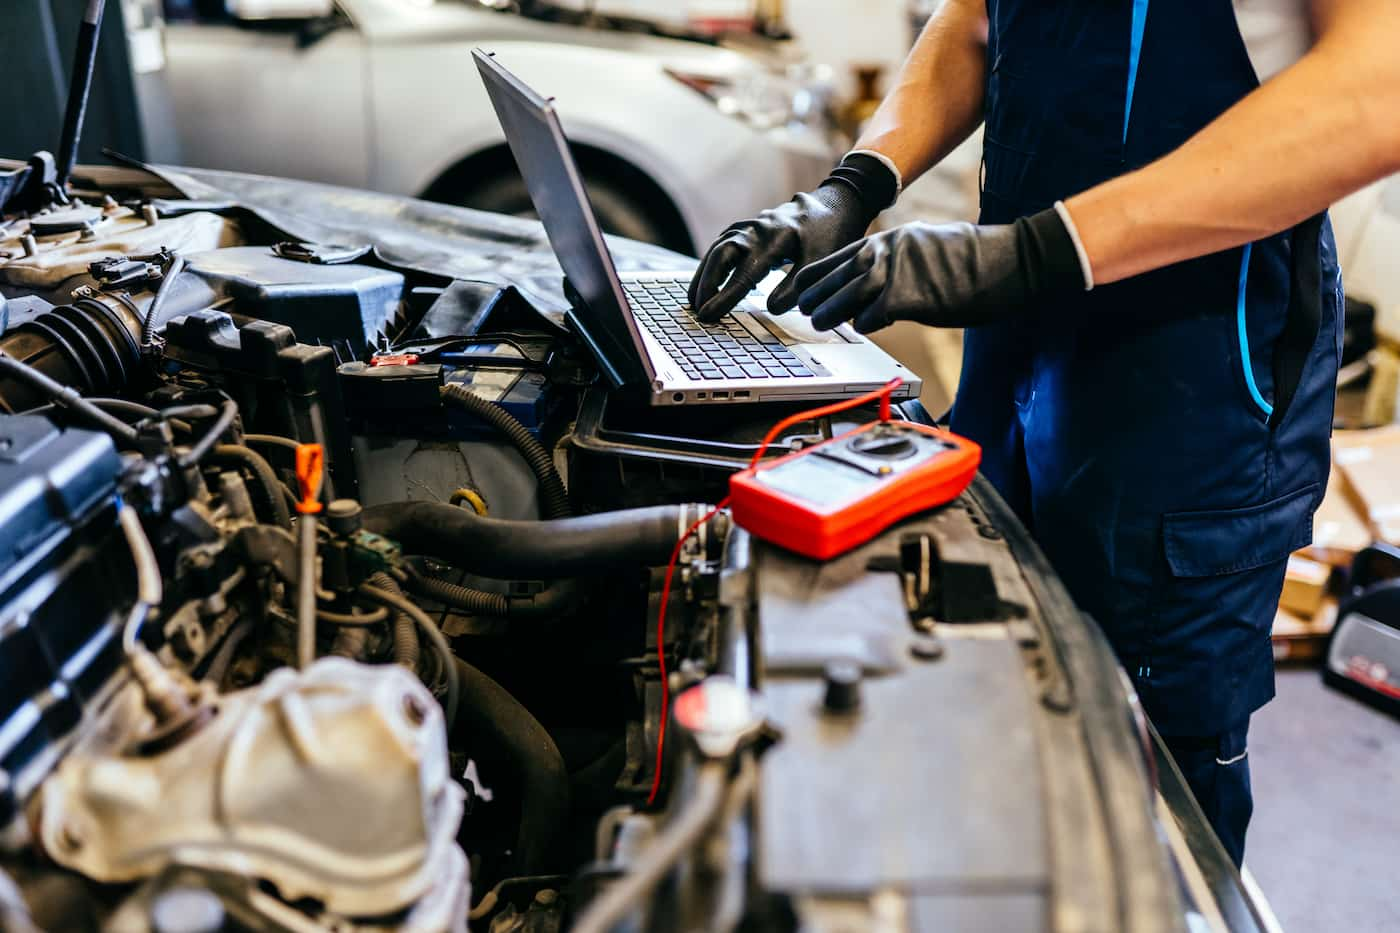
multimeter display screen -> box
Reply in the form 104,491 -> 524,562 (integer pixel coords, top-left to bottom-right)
755,456 -> 874,509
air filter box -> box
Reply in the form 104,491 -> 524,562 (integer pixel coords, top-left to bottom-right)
183,246 -> 403,357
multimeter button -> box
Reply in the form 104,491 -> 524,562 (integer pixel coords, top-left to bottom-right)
848,431 -> 919,460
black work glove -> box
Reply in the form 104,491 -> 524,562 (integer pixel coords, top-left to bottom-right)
792,207 -> 1089,333
689,153 -> 898,322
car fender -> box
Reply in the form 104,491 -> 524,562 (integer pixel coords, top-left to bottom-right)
368,39 -> 795,252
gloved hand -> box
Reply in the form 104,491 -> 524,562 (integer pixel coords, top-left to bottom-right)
792,207 -> 1090,333
688,153 -> 899,323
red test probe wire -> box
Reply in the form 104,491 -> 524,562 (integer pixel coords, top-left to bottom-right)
646,378 -> 904,805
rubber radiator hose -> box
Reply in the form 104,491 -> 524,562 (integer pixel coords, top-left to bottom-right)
450,658 -> 569,877
362,502 -> 707,579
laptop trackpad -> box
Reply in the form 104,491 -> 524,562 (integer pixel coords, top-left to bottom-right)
739,307 -> 857,346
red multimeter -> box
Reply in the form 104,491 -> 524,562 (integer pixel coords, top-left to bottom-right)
728,420 -> 981,560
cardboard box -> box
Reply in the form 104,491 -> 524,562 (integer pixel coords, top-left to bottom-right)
1280,555 -> 1332,617
1301,470 -> 1373,566
1333,425 -> 1400,545
1272,598 -> 1338,664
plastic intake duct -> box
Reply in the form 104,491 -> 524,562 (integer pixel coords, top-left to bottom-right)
0,296 -> 144,413
0,273 -> 215,414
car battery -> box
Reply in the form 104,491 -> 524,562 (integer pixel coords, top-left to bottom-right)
337,338 -> 564,519
338,332 -> 556,441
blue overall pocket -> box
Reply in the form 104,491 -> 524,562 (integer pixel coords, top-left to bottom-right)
1162,483 -> 1319,578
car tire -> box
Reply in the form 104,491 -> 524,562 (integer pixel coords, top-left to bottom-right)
453,171 -> 675,250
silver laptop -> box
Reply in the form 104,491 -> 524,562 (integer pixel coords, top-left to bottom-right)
474,49 -> 920,407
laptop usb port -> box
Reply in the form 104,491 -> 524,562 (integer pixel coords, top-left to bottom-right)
734,390 -> 751,399
713,391 -> 729,400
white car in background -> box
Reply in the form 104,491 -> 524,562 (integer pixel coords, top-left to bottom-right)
150,0 -> 841,255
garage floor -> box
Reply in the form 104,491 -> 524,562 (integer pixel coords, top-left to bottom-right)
1248,668 -> 1400,932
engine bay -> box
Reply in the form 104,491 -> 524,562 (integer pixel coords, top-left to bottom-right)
0,154 -> 1183,933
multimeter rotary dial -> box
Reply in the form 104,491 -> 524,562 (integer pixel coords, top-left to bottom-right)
846,426 -> 920,460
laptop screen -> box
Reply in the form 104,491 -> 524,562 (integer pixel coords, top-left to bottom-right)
474,50 -> 653,389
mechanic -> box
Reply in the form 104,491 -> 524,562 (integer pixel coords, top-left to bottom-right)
689,0 -> 1400,865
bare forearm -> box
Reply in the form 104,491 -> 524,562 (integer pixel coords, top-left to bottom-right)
853,0 -> 987,185
1068,0 -> 1400,285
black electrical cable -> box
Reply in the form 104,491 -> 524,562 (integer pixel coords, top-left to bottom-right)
176,398 -> 238,469
22,396 -> 156,421
404,569 -> 581,620
439,383 -> 571,519
367,572 -> 420,671
243,433 -> 302,453
359,583 -> 459,729
140,252 -> 185,351
314,604 -> 389,627
0,350 -> 138,443
407,570 -> 507,615
206,444 -> 293,529
87,397 -> 160,421
158,402 -> 217,422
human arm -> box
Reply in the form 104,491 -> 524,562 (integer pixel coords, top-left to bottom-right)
792,0 -> 1400,331
1068,0 -> 1400,285
848,0 -> 989,187
687,0 -> 988,321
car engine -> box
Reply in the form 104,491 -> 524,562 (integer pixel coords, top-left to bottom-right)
0,135 -> 1186,933
0,154 -> 752,932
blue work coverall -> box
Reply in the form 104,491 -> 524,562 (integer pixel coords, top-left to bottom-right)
951,0 -> 1343,864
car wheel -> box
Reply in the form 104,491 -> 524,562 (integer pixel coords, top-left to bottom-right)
452,171 -> 676,251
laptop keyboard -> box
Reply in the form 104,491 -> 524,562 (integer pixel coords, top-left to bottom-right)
624,279 -> 814,381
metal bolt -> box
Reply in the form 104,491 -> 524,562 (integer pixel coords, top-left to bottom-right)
19,234 -> 36,257
70,284 -> 94,300
142,203 -> 160,226
403,693 -> 428,726
910,634 -> 945,661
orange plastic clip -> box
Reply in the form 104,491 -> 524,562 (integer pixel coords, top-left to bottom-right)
294,443 -> 325,515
